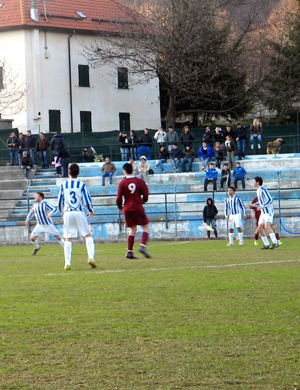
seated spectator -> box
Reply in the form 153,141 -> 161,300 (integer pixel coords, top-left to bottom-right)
137,128 -> 152,160
82,147 -> 96,163
197,141 -> 215,171
102,157 -> 116,186
250,118 -> 262,150
170,143 -> 182,173
233,161 -> 247,190
220,163 -> 231,190
128,158 -> 137,175
224,135 -> 236,170
204,162 -> 218,192
155,145 -> 169,173
214,141 -> 223,169
202,127 -> 214,147
20,151 -> 33,179
154,127 -> 167,149
138,156 -> 150,182
182,144 -> 196,172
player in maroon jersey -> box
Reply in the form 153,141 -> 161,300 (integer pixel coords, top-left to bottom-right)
116,163 -> 151,259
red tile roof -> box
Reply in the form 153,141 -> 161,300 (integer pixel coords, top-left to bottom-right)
0,0 -> 146,34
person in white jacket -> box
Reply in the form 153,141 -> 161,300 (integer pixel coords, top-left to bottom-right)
154,127 -> 167,148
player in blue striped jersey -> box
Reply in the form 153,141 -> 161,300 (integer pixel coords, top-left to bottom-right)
58,163 -> 96,270
224,187 -> 247,246
25,192 -> 64,255
252,176 -> 279,249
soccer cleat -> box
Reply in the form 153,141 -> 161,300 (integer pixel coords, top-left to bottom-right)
226,243 -> 233,246
125,252 -> 138,259
139,246 -> 151,258
64,264 -> 71,270
260,245 -> 270,250
269,243 -> 279,249
278,240 -> 283,245
254,241 -> 258,246
239,241 -> 244,246
32,247 -> 40,255
88,259 -> 97,268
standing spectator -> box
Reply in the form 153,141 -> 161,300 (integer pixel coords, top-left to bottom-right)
6,131 -> 19,166
118,132 -> 130,161
37,132 -> 50,169
52,155 -> 62,177
182,144 -> 196,172
51,131 -> 66,156
137,128 -> 152,160
170,143 -> 182,173
82,147 -> 96,163
154,145 -> 169,173
197,141 -> 215,171
224,187 -> 247,246
116,163 -> 151,259
101,157 -> 116,186
20,151 -> 33,178
180,125 -> 195,147
129,130 -> 139,160
220,163 -> 231,190
25,130 -> 36,165
204,162 -> 218,192
224,125 -> 236,140
57,146 -> 71,178
202,127 -> 214,147
203,198 -> 218,239
58,163 -> 96,270
250,118 -> 262,150
214,141 -> 224,169
154,127 -> 167,149
233,161 -> 247,190
214,127 -> 224,145
138,156 -> 150,182
128,158 -> 137,175
235,123 -> 247,160
166,126 -> 179,152
224,135 -> 236,170
17,133 -> 26,165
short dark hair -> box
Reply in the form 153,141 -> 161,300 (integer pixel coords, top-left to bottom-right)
223,163 -> 228,166
69,163 -> 79,178
228,186 -> 236,192
253,176 -> 263,186
36,191 -> 44,199
123,163 -> 133,174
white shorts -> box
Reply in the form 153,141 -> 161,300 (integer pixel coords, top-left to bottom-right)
31,223 -> 61,237
63,211 -> 92,239
228,214 -> 243,229
258,212 -> 274,225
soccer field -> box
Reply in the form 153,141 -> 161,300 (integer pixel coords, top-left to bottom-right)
1,239 -> 300,390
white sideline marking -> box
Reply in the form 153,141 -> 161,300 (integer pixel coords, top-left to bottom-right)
2,259 -> 299,279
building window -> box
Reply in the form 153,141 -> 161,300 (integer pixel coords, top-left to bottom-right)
119,112 -> 130,132
80,111 -> 92,133
0,67 -> 3,89
118,67 -> 128,89
78,65 -> 90,87
49,110 -> 61,133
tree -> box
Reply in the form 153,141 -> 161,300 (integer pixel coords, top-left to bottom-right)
83,0 -> 271,126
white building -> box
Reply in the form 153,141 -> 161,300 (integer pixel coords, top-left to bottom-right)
0,0 -> 161,134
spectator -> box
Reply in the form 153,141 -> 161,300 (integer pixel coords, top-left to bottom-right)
118,132 -> 130,161
197,141 -> 215,171
182,144 -> 196,172
20,151 -> 33,179
137,128 -> 152,160
129,130 -> 139,160
154,127 -> 167,149
224,135 -> 236,170
102,157 -> 116,186
180,125 -> 195,147
250,118 -> 262,150
202,127 -> 214,147
233,161 -> 247,190
204,162 -> 218,192
37,132 -> 50,169
166,126 -> 179,152
52,155 -> 62,177
57,146 -> 71,178
25,130 -> 37,165
224,125 -> 236,140
17,133 -> 26,166
170,143 -> 182,173
82,147 -> 96,163
214,141 -> 224,169
235,123 -> 247,160
6,131 -> 19,166
220,162 -> 231,190
128,158 -> 137,175
154,145 -> 169,173
138,156 -> 150,182
51,131 -> 66,156
203,198 -> 218,239
214,127 -> 224,145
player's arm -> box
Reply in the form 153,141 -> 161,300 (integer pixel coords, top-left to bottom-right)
116,183 -> 124,210
82,185 -> 94,214
25,209 -> 34,226
45,202 -> 58,219
57,185 -> 64,213
260,188 -> 273,208
240,199 -> 247,219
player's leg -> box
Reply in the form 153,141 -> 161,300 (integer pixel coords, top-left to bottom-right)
64,238 -> 73,270
125,225 -> 138,259
54,234 -> 65,247
85,233 -> 96,268
139,223 -> 151,258
258,215 -> 270,249
271,223 -> 282,244
265,221 -> 278,248
227,227 -> 234,246
30,233 -> 40,255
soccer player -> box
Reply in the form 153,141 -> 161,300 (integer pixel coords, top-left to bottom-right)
224,187 -> 247,246
25,192 -> 64,255
58,163 -> 96,270
252,176 -> 279,249
116,163 -> 151,259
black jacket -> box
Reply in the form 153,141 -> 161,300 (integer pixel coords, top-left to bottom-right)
140,134 -> 153,148
21,155 -> 33,168
51,133 -> 66,152
7,136 -> 19,150
203,201 -> 218,222
25,135 -> 36,149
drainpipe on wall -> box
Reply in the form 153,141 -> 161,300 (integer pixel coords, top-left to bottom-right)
68,33 -> 74,133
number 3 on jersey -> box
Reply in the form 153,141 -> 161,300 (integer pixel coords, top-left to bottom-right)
128,183 -> 136,194
70,190 -> 77,204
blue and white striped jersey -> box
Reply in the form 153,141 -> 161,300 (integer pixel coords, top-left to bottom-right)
58,179 -> 93,213
254,186 -> 274,215
27,200 -> 58,225
225,195 -> 247,218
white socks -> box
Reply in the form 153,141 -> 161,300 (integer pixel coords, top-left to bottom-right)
229,233 -> 234,244
262,236 -> 269,246
31,240 -> 39,249
64,241 -> 72,266
269,233 -> 278,244
86,236 -> 95,260
58,238 -> 65,247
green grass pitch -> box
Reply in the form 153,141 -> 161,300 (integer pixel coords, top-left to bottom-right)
1,239 -> 300,390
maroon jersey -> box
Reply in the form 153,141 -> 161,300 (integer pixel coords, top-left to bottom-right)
116,176 -> 149,211
249,196 -> 261,224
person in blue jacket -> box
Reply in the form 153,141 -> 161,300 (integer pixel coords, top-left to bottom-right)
233,161 -> 247,190
197,141 -> 215,171
204,162 -> 218,191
